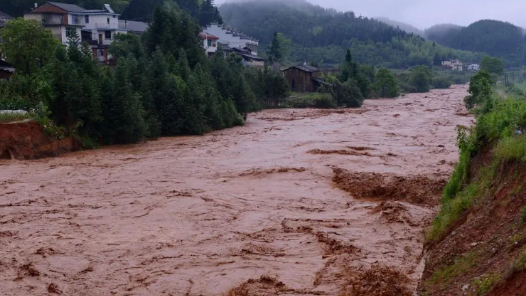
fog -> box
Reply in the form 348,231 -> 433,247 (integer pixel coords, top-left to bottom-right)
215,0 -> 526,29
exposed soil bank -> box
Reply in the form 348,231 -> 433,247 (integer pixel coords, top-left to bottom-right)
0,121 -> 77,160
419,153 -> 526,296
0,86 -> 472,295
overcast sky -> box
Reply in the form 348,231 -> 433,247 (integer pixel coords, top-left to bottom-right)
215,0 -> 526,29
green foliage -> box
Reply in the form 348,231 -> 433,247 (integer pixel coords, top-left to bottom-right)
428,93 -> 526,243
327,79 -> 364,108
480,56 -> 504,76
410,65 -> 432,93
432,76 -> 453,89
286,92 -> 336,108
429,251 -> 479,288
122,0 -> 222,26
220,1 -> 485,67
0,18 -> 59,75
494,135 -> 526,163
521,207 -> 526,223
0,112 -> 31,123
472,273 -> 501,295
465,71 -> 493,110
374,67 -> 399,98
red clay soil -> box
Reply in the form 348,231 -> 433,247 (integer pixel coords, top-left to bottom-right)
332,168 -> 446,206
419,154 -> 526,296
0,121 -> 77,159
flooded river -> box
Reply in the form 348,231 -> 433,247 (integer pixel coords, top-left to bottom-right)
0,85 -> 472,295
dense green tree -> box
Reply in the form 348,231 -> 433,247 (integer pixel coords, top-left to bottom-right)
0,18 -> 59,75
374,67 -> 399,98
267,32 -> 282,64
465,70 -> 493,110
198,0 -> 223,26
480,56 -> 504,76
410,65 -> 432,93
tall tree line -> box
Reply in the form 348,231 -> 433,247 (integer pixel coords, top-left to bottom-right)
0,1 -> 288,146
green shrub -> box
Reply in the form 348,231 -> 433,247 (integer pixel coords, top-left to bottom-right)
472,273 -> 501,295
494,136 -> 526,162
433,77 -> 453,89
286,92 -> 336,109
0,97 -> 32,111
521,207 -> 526,223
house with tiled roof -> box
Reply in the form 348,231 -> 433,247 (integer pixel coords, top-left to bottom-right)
199,32 -> 219,56
24,2 -> 144,64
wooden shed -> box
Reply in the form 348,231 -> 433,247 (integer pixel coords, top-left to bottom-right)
282,65 -> 320,92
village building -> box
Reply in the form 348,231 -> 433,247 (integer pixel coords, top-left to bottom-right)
441,59 -> 463,71
24,2 -> 148,64
203,23 -> 259,55
282,65 -> 321,92
200,32 -> 219,56
467,64 -> 480,71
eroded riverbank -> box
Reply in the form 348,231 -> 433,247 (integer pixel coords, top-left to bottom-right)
0,85 -> 472,295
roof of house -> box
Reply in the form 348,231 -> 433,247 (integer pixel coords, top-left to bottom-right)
47,2 -> 87,13
283,65 -> 319,73
0,10 -> 13,28
199,32 -> 219,40
119,20 -> 148,33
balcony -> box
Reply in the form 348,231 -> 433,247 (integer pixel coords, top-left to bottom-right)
94,23 -> 124,30
42,18 -> 64,25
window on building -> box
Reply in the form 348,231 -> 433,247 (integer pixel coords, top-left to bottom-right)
207,40 -> 212,47
107,18 -> 110,24
105,31 -> 112,40
66,27 -> 76,38
72,15 -> 79,24
85,15 -> 89,24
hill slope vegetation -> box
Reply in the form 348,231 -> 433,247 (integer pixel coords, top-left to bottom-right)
219,0 -> 484,67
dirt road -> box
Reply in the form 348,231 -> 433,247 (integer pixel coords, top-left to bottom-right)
0,85 -> 472,296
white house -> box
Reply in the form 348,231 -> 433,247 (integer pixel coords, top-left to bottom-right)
24,2 -> 86,45
25,2 -> 146,63
203,23 -> 259,55
467,64 -> 480,71
199,32 -> 219,56
442,59 -> 463,71
81,4 -> 128,62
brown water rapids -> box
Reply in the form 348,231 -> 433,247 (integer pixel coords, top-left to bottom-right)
0,85 -> 473,296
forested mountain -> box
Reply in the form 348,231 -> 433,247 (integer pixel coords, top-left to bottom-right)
425,20 -> 526,67
219,0 -> 484,68
375,17 -> 423,36
424,24 -> 463,42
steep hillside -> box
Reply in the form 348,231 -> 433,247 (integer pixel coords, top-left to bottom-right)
376,17 -> 424,36
219,0 -> 485,67
425,20 -> 526,67
420,96 -> 526,295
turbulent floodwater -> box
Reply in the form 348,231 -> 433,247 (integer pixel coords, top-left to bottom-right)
0,85 -> 473,296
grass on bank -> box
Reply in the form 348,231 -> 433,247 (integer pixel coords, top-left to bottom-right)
0,112 -> 31,123
426,97 -> 526,243
285,92 -> 336,109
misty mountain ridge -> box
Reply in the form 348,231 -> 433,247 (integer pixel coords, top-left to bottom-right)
219,0 -> 485,67
374,17 -> 424,36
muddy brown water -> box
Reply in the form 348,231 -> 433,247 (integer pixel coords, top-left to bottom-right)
0,85 -> 472,296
